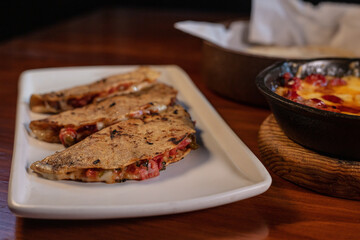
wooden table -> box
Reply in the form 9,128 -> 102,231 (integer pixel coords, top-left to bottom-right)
1,7 -> 359,240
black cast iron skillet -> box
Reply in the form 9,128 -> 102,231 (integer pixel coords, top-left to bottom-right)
256,58 -> 360,160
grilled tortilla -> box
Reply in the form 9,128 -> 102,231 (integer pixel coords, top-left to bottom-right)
29,83 -> 177,147
30,104 -> 197,183
30,66 -> 159,113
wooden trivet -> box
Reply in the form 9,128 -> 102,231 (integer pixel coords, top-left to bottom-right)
258,114 -> 360,200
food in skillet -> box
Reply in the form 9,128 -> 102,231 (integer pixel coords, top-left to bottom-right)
30,66 -> 159,113
276,72 -> 360,116
30,104 -> 198,183
29,83 -> 177,147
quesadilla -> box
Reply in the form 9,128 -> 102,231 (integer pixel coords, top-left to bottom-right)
30,104 -> 197,183
30,66 -> 159,113
29,83 -> 177,147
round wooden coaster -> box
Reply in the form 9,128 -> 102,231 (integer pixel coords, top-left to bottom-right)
258,114 -> 360,200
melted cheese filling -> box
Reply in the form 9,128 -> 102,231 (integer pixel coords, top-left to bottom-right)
276,75 -> 360,115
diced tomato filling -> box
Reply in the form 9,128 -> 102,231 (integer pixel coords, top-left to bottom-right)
67,94 -> 99,108
285,89 -> 302,102
124,137 -> 192,180
285,77 -> 302,91
152,154 -> 163,162
169,148 -> 177,156
108,83 -> 132,94
128,110 -> 144,118
85,168 -> 101,179
328,77 -> 347,86
304,74 -> 327,86
167,137 -> 192,159
152,154 -> 165,170
126,159 -> 160,180
142,160 -> 159,179
59,124 -> 98,147
127,103 -> 164,119
59,127 -> 77,147
67,80 -> 147,109
282,72 -> 292,81
304,98 -> 327,109
321,95 -> 344,104
177,138 -> 192,150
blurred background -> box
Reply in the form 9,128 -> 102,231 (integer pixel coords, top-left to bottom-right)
1,0 -> 360,43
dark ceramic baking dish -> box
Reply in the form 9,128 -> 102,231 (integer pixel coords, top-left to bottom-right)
256,58 -> 360,160
202,41 -> 282,107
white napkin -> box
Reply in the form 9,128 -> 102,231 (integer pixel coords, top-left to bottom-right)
329,8 -> 360,55
174,20 -> 250,52
249,0 -> 360,48
175,0 -> 360,56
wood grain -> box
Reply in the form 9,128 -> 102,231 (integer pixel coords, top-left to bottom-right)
0,7 -> 360,240
259,114 -> 360,200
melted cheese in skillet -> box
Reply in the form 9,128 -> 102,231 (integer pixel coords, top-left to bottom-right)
276,76 -> 360,116
297,76 -> 360,107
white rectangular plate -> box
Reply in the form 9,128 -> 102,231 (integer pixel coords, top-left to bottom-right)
8,65 -> 271,219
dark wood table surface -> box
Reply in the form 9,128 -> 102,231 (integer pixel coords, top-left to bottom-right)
1,7 -> 359,240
